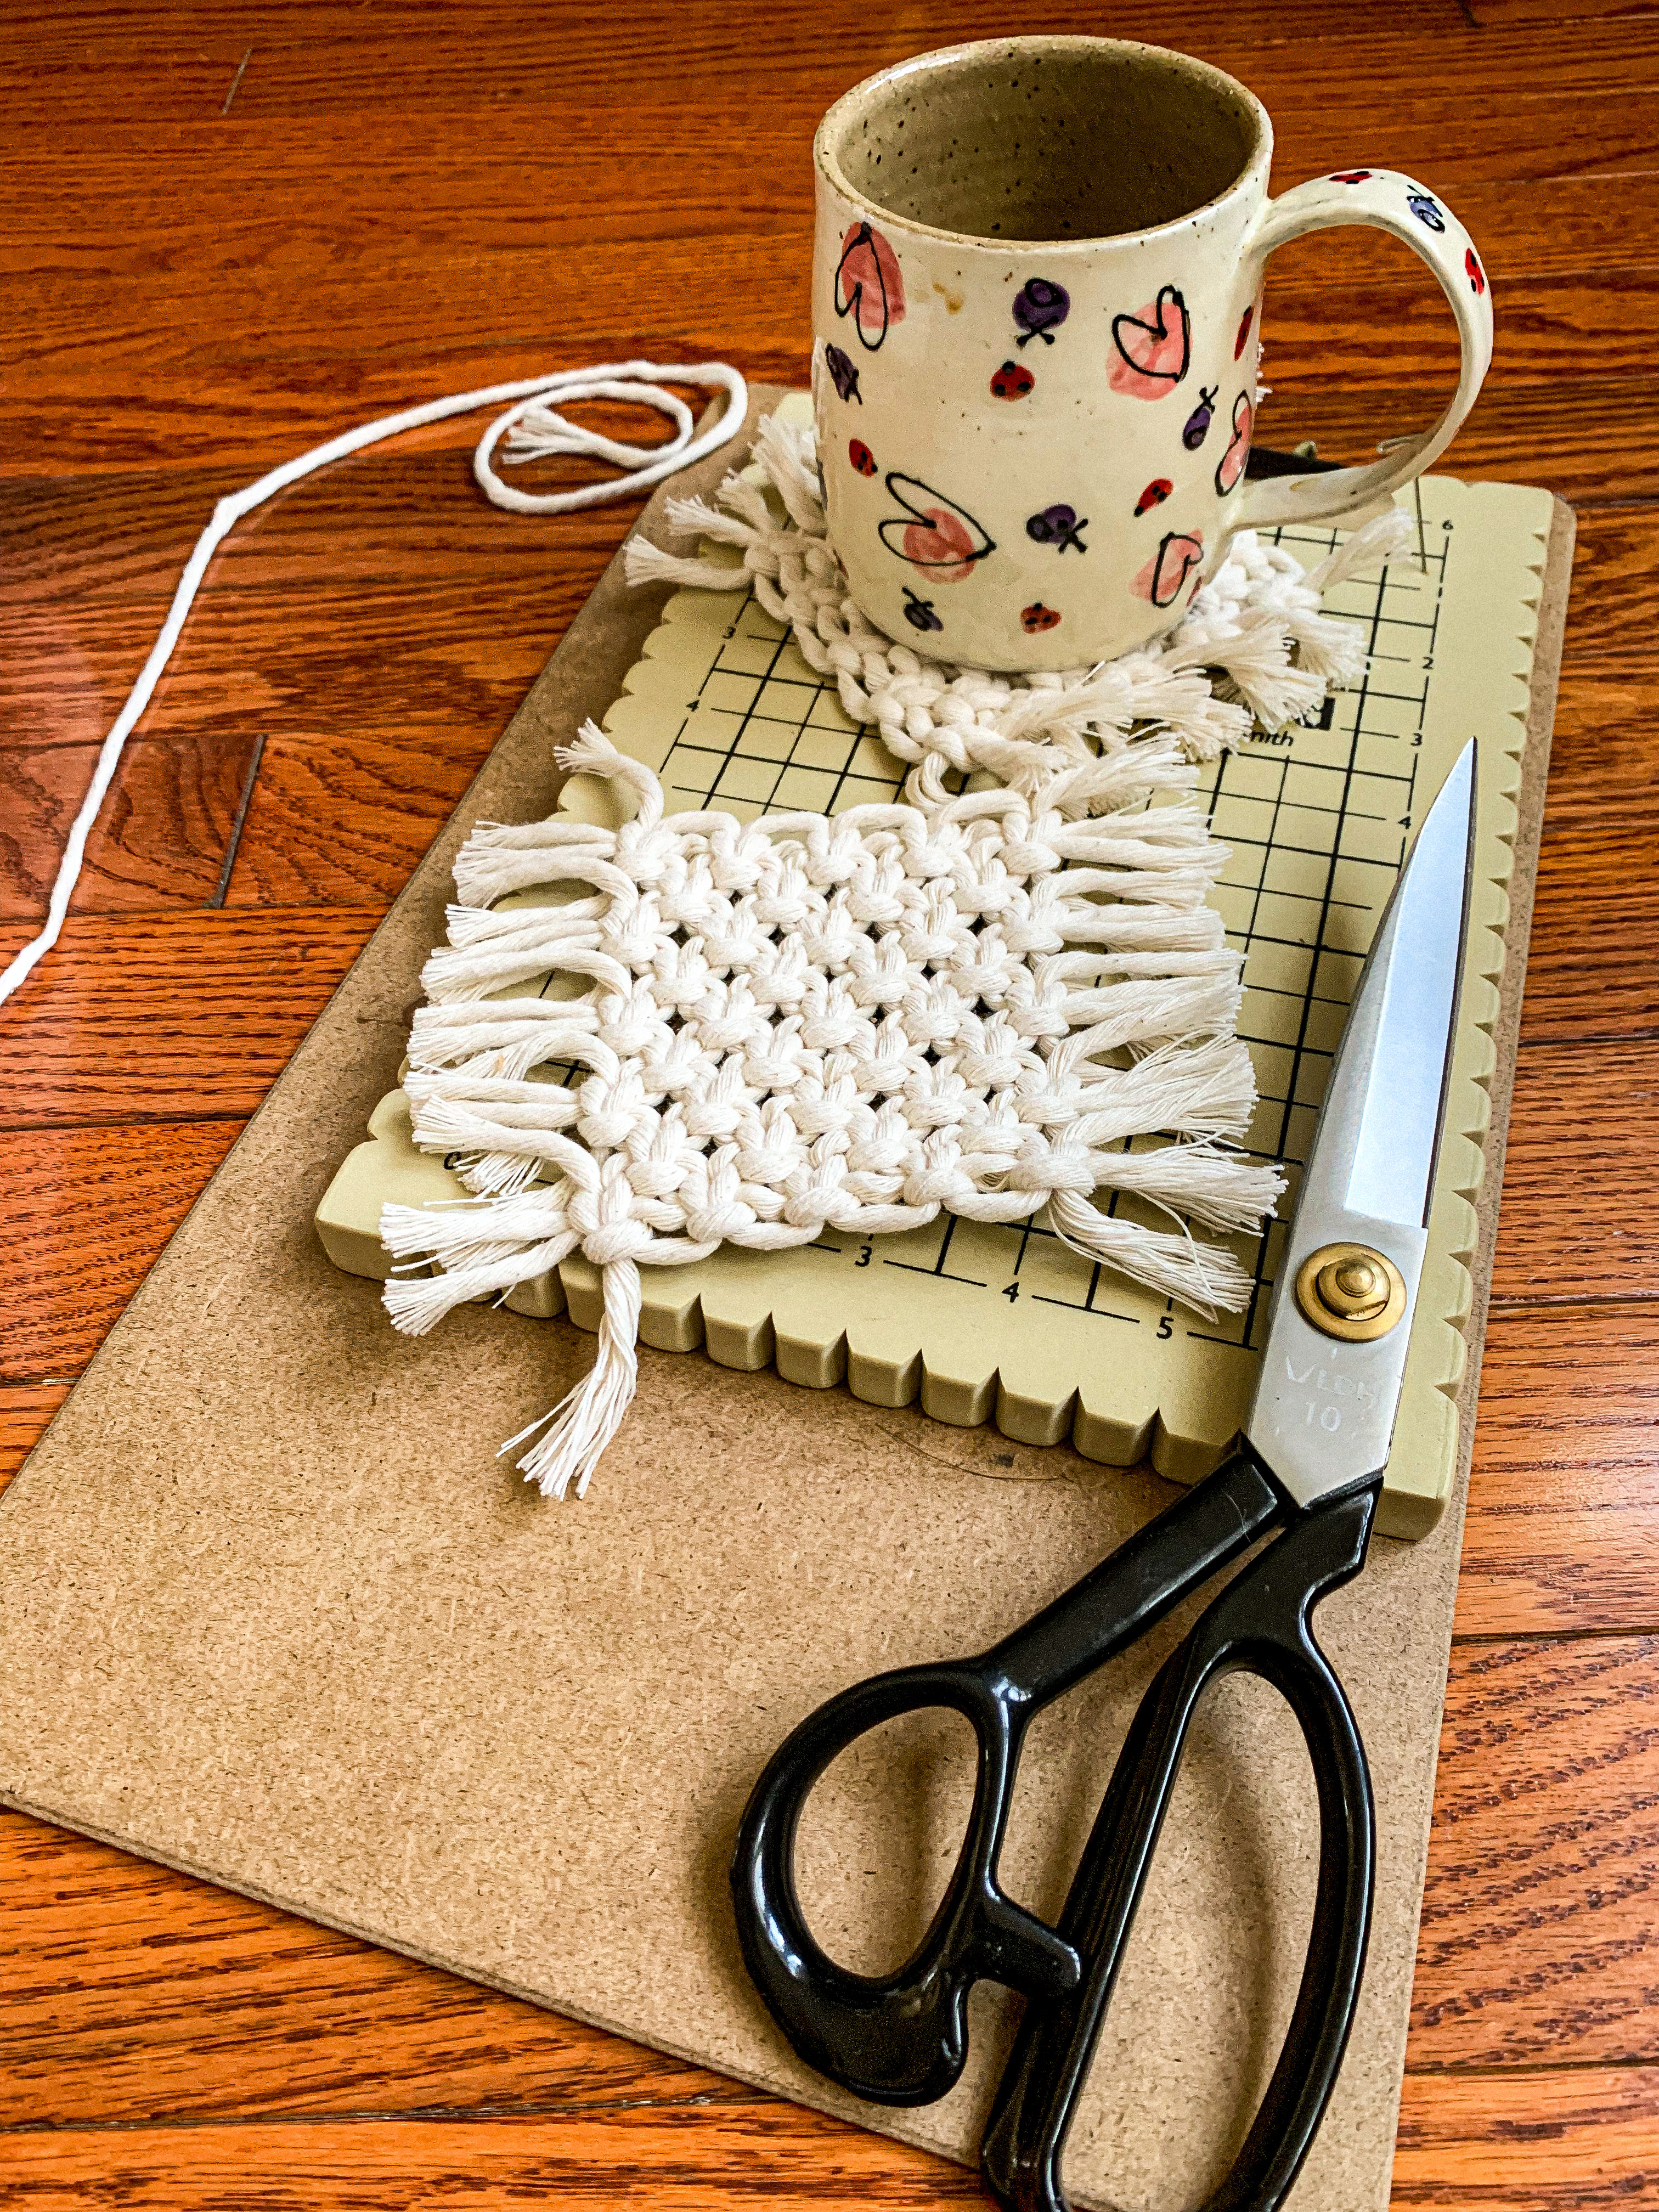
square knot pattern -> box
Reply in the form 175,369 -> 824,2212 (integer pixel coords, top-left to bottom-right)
382,727 -> 1284,1501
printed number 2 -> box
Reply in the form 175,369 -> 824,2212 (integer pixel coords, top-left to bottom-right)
1156,1315 -> 1174,1339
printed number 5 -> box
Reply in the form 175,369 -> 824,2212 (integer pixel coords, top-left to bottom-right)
1156,1315 -> 1174,1340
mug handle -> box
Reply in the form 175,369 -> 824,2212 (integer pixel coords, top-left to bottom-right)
1231,169 -> 1493,533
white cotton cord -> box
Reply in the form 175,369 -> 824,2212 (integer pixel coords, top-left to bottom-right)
0,359 -> 747,1014
503,1256 -> 644,1499
385,727 -> 1297,1492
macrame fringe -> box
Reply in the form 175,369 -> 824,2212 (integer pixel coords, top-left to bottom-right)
383,421 -> 1412,1499
383,723 -> 1294,1498
623,407 -> 1412,779
498,1256 -> 644,1499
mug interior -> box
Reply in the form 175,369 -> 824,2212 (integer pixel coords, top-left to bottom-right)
824,41 -> 1262,242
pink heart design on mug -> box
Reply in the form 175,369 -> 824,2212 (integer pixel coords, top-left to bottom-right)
834,221 -> 907,352
878,474 -> 997,583
904,506 -> 977,576
1108,286 -> 1191,399
1215,393 -> 1252,495
1133,529 -> 1205,608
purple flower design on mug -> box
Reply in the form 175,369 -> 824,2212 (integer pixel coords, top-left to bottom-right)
902,588 -> 944,633
1182,385 -> 1218,450
1407,189 -> 1445,233
823,343 -> 861,404
1013,278 -> 1070,347
1026,503 -> 1087,554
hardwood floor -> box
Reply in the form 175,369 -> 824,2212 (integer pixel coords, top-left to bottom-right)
3,3 -> 1657,2204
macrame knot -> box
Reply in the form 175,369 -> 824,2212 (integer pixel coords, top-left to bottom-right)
384,719 -> 1302,1497
382,412 -> 1412,1499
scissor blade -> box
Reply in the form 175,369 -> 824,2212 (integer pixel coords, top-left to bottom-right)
1245,741 -> 1477,1507
1328,740 -> 1476,1229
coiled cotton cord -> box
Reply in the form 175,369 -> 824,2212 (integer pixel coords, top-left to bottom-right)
0,359 -> 748,1012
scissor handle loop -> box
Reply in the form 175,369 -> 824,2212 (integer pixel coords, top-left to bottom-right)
730,1448 -> 1286,2107
980,1480 -> 1381,2212
730,1654 -> 1079,2105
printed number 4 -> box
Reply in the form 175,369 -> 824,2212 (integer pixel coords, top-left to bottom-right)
1003,1281 -> 1019,1303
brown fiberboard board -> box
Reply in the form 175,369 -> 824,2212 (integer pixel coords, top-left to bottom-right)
314,399 -> 1551,1541
0,387 -> 1572,2212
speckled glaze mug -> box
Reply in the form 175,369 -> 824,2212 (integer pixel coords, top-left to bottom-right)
812,37 -> 1492,673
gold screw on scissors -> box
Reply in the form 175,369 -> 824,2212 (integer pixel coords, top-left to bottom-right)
1295,1241 -> 1408,1341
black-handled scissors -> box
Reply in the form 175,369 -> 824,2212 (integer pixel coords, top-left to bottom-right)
731,741 -> 1479,2212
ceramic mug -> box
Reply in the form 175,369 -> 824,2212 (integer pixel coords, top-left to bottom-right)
811,37 -> 1492,673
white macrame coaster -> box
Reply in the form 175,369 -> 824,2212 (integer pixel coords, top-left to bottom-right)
625,409 -> 1413,782
381,413 -> 1413,1500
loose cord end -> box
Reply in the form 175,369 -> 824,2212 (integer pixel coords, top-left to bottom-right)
0,362 -> 747,1014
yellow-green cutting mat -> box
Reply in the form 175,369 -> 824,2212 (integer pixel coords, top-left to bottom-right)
318,417 -> 1554,1539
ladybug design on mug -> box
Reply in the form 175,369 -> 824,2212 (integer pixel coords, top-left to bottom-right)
1465,247 -> 1487,295
1021,602 -> 1062,634
991,359 -> 1036,400
1331,170 -> 1373,184
848,438 -> 877,477
1134,478 -> 1173,517
1234,303 -> 1255,359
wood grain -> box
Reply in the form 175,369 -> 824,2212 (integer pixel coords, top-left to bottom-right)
4,2076 -> 1657,2211
0,1813 -> 733,2129
0,1121 -> 241,1382
1455,1305 -> 1659,1638
0,910 -> 379,1127
0,2106 -> 987,2209
1392,2066 -> 1659,2210
1411,1638 -> 1659,2068
0,1385 -> 67,1490
1491,1040 -> 1659,1306
3,1 -> 1656,2203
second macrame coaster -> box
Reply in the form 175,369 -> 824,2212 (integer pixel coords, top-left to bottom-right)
381,413 -> 1410,1500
